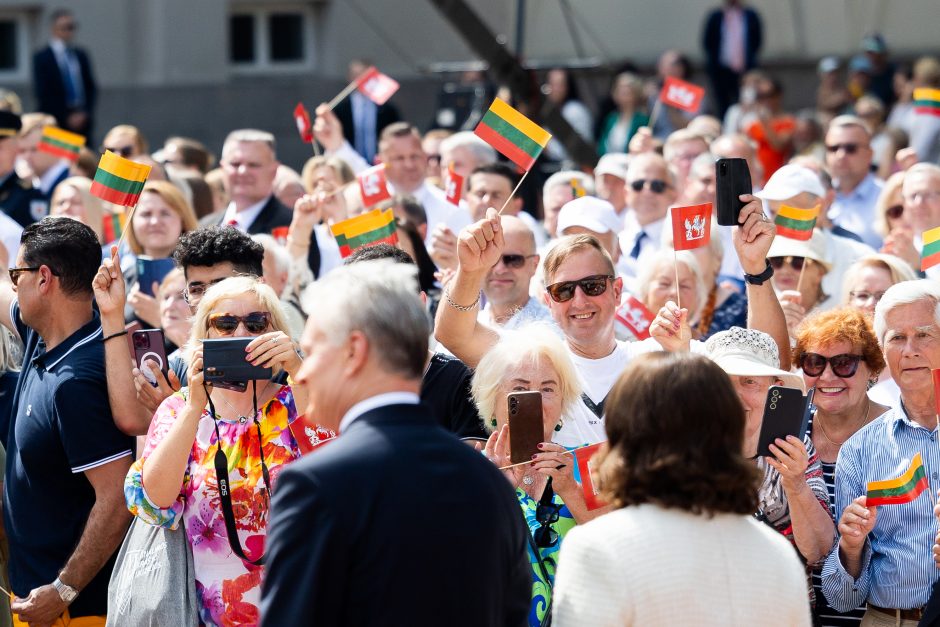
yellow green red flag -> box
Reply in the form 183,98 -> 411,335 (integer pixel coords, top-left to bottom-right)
37,126 -> 85,162
91,151 -> 151,207
474,98 -> 551,171
774,205 -> 819,241
101,210 -> 127,243
914,88 -> 940,117
330,208 -> 398,258
866,453 -> 928,506
921,226 -> 940,271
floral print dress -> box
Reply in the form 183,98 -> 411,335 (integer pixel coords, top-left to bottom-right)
125,385 -> 332,627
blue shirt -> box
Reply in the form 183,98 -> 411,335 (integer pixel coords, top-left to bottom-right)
0,301 -> 134,618
821,404 -> 940,611
828,173 -> 884,250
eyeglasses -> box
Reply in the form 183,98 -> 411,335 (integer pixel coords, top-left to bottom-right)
768,256 -> 809,271
496,254 -> 537,269
184,277 -> 228,304
427,154 -> 441,165
826,143 -> 860,155
849,290 -> 886,305
533,479 -> 561,548
8,267 -> 41,286
545,274 -> 613,303
103,146 -> 134,158
799,352 -> 863,378
207,312 -> 271,335
629,179 -> 670,194
885,204 -> 903,220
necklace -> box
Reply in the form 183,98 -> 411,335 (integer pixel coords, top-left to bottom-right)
213,381 -> 271,424
815,400 -> 874,446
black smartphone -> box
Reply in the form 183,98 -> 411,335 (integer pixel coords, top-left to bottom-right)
133,329 -> 168,386
203,338 -> 272,392
715,157 -> 752,226
508,391 -> 543,464
136,256 -> 177,296
756,386 -> 813,458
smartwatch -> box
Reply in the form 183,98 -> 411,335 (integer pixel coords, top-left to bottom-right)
744,260 -> 774,286
53,577 -> 78,604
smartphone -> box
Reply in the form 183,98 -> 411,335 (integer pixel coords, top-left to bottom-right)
508,391 -> 543,464
133,329 -> 168,386
203,338 -> 272,392
715,157 -> 752,226
136,256 -> 177,297
756,386 -> 813,458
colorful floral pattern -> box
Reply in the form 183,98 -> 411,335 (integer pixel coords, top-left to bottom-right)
125,385 -> 336,627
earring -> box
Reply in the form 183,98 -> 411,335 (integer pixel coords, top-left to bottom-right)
490,418 -> 497,428
554,422 -> 563,432
867,378 -> 878,390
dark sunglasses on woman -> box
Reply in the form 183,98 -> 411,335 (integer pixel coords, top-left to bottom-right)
629,179 -> 669,194
545,275 -> 613,303
208,312 -> 271,335
799,352 -> 862,378
768,256 -> 808,271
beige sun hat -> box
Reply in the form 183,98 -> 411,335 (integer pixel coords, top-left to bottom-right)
767,228 -> 832,271
704,327 -> 805,391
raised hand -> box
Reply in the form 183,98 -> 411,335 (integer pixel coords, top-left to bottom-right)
838,495 -> 877,553
734,195 -> 776,275
429,225 -> 458,271
92,246 -> 126,319
313,105 -> 345,152
650,300 -> 692,352
456,207 -> 504,274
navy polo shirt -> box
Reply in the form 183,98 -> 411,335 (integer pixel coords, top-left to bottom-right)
0,301 -> 133,618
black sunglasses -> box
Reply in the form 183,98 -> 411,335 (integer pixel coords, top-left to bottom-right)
208,312 -> 271,335
768,256 -> 808,271
533,478 -> 561,548
545,274 -> 613,303
629,179 -> 669,194
886,204 -> 903,220
8,267 -> 41,286
799,352 -> 862,378
103,146 -> 134,158
496,254 -> 536,269
826,143 -> 860,155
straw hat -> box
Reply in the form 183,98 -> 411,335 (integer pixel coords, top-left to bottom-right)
705,327 -> 805,391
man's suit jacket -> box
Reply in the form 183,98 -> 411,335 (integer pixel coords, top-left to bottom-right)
200,195 -> 321,278
334,97 -> 401,161
261,403 -> 531,627
702,6 -> 763,71
32,45 -> 97,135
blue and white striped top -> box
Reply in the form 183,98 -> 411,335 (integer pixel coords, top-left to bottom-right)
821,404 -> 940,611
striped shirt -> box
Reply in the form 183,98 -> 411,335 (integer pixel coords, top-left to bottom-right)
821,404 -> 940,612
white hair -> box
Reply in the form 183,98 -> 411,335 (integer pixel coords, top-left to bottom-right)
873,279 -> 940,344
543,170 -> 595,199
251,234 -> 291,275
222,129 -> 276,159
439,131 -> 497,168
301,260 -> 430,377
636,249 -> 708,321
690,152 -> 716,178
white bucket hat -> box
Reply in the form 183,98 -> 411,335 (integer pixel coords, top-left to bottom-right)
705,327 -> 805,391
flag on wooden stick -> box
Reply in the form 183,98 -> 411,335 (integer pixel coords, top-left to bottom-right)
91,151 -> 152,206
922,226 -> 940,271
866,453 -> 929,506
914,88 -> 940,117
330,208 -> 398,258
774,205 -> 820,241
474,98 -> 552,171
659,77 -> 705,113
443,163 -> 463,206
358,164 -> 392,208
293,103 -> 313,143
356,67 -> 399,105
671,203 -> 712,251
37,126 -> 85,162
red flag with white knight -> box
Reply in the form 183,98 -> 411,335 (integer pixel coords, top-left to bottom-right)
293,103 -> 313,143
573,443 -> 607,511
671,203 -> 712,251
616,295 -> 655,340
356,66 -> 399,106
443,163 -> 463,206
660,76 -> 705,113
358,164 -> 392,207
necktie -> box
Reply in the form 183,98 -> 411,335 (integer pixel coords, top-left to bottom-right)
61,50 -> 79,106
629,231 -> 647,260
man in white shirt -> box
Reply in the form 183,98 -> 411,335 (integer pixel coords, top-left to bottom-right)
826,115 -> 884,249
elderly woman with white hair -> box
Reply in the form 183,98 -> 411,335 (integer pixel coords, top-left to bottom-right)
624,249 -> 708,341
472,323 -> 599,627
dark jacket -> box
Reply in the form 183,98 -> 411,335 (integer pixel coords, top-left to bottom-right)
702,6 -> 763,71
32,45 -> 97,135
334,97 -> 401,161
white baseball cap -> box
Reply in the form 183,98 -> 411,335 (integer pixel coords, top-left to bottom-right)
594,153 -> 630,180
557,197 -> 622,235
754,164 -> 826,201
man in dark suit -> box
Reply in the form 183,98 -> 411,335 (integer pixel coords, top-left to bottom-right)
333,59 -> 401,164
261,260 -> 530,627
0,112 -> 47,228
702,0 -> 763,117
32,9 -> 97,139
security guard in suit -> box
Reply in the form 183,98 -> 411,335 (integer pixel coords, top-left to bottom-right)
0,111 -> 47,228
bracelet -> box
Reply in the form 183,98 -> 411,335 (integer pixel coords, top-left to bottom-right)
443,288 -> 481,312
743,260 -> 774,286
101,330 -> 128,343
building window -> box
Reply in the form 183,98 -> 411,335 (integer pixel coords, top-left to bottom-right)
229,7 -> 313,71
0,12 -> 29,82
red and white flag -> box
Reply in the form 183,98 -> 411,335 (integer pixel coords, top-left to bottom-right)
671,203 -> 712,251
356,67 -> 399,106
573,443 -> 607,511
443,164 -> 463,206
293,102 -> 313,143
358,164 -> 392,207
660,76 -> 705,113
615,295 -> 655,340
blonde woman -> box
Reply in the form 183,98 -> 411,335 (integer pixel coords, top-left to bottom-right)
49,176 -> 107,243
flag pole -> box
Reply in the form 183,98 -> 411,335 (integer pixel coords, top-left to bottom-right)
647,99 -> 664,133
326,79 -> 360,110
311,139 -> 321,158
499,443 -> 595,471
796,261 -> 806,297
114,201 -> 140,251
498,169 -> 530,216
673,248 -> 682,311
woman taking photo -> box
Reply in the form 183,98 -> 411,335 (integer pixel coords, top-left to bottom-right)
552,352 -> 811,625
125,276 -> 307,626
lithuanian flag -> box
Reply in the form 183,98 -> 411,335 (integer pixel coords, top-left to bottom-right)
91,150 -> 151,207
922,226 -> 940,271
330,208 -> 398,258
914,88 -> 940,117
474,98 -> 551,171
866,453 -> 928,506
774,205 -> 819,241
101,210 -> 127,243
37,126 -> 85,162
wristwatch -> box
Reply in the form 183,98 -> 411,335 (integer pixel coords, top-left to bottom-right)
52,577 -> 78,603
744,260 -> 774,286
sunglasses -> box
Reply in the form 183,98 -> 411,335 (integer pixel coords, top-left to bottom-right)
768,256 -> 809,271
629,179 -> 669,194
545,274 -> 613,303
799,352 -> 862,378
103,146 -> 134,158
534,479 -> 561,548
207,312 -> 271,335
8,266 -> 41,286
825,143 -> 860,155
885,204 -> 903,220
496,254 -> 537,269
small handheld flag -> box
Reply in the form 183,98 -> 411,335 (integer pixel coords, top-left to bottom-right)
615,296 -> 655,340
922,226 -> 940,271
91,151 -> 152,207
660,77 -> 705,114
293,103 -> 313,143
775,205 -> 820,241
330,208 -> 398,258
37,126 -> 85,162
572,443 -> 607,511
101,210 -> 127,243
866,453 -> 928,506
570,178 -> 586,199
358,164 -> 392,208
671,203 -> 712,251
443,163 -> 463,206
356,67 -> 399,106
474,98 -> 552,172
914,88 -> 940,117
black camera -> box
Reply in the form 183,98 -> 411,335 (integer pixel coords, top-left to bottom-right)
203,338 -> 272,392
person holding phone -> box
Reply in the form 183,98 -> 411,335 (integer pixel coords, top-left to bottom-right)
471,324 -> 602,627
124,276 -> 315,626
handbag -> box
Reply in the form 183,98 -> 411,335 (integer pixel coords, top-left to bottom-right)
106,518 -> 199,626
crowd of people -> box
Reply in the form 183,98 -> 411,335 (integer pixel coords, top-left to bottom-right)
1,5 -> 940,627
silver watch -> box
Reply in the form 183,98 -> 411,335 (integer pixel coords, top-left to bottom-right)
52,577 -> 78,603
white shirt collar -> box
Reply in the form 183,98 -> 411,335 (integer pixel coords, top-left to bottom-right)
221,196 -> 269,232
50,39 -> 68,55
38,161 -> 69,195
339,391 -> 420,432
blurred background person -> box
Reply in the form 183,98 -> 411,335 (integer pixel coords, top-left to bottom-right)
48,176 -> 104,245
542,68 -> 594,163
597,73 -> 649,156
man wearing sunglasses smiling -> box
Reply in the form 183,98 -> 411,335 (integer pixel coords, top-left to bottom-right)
825,116 -> 883,249
617,153 -> 677,288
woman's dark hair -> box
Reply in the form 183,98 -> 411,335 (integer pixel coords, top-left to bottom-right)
21,216 -> 101,297
173,226 -> 264,277
548,67 -> 581,104
597,352 -> 759,516
395,219 -> 438,294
